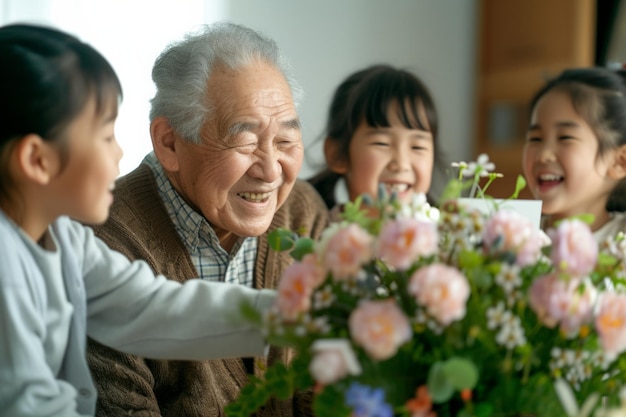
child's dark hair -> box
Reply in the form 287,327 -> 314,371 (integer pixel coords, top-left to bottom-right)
308,64 -> 441,209
529,67 -> 626,212
0,23 -> 122,207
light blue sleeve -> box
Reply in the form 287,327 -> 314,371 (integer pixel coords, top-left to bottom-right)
68,220 -> 276,359
0,224 -> 88,417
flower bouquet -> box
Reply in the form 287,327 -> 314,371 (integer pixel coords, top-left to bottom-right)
226,156 -> 626,417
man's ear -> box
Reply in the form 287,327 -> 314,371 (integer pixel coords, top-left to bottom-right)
14,134 -> 58,185
608,144 -> 626,180
324,138 -> 349,174
150,117 -> 180,172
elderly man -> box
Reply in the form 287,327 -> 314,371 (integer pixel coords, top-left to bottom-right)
86,22 -> 329,416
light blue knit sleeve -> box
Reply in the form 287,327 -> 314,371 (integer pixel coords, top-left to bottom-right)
65,219 -> 276,360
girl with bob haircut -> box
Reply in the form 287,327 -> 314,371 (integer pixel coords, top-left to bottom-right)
309,64 -> 444,216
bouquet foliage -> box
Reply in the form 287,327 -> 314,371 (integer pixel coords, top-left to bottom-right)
226,155 -> 626,417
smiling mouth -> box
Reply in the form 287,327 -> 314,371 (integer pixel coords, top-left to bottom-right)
537,174 -> 564,188
382,183 -> 411,195
238,191 -> 272,202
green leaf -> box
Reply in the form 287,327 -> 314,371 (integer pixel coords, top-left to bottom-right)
291,237 -> 314,260
474,402 -> 495,417
427,362 -> 455,403
439,178 -> 465,204
508,175 -> 527,200
457,249 -> 483,269
442,357 -> 479,390
313,384 -> 352,417
268,228 -> 296,252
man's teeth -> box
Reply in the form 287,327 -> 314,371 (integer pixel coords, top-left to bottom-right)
239,191 -> 271,202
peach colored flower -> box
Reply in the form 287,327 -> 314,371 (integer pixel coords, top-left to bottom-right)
349,299 -> 411,360
408,263 -> 470,326
530,273 -> 596,337
300,253 -> 327,289
595,292 -> 626,359
309,339 -> 362,385
549,219 -> 598,277
276,260 -> 318,319
551,279 -> 596,337
528,273 -> 560,328
406,385 -> 436,417
376,218 -> 438,270
482,210 -> 543,266
529,272 -> 598,337
323,223 -> 373,280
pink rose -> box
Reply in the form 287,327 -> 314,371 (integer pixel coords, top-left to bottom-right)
323,223 -> 373,280
408,263 -> 470,326
309,339 -> 362,385
276,261 -> 318,319
376,218 -> 438,270
528,273 -> 559,328
300,253 -> 327,289
595,292 -> 626,359
549,219 -> 598,277
349,299 -> 411,360
529,273 -> 596,337
482,210 -> 543,266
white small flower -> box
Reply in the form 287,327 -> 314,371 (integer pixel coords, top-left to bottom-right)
399,193 -> 441,223
309,339 -> 362,384
495,325 -> 525,349
554,378 -> 599,417
592,350 -> 614,370
552,347 -> 568,368
495,264 -> 522,294
486,302 -> 507,330
466,153 -> 496,178
313,286 -> 335,309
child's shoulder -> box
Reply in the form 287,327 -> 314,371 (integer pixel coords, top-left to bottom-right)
594,212 -> 626,243
0,212 -> 34,284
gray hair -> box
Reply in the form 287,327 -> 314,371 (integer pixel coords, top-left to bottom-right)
149,21 -> 303,144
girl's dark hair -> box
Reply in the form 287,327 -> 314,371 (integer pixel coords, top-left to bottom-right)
529,67 -> 626,212
0,23 -> 122,206
308,64 -> 440,209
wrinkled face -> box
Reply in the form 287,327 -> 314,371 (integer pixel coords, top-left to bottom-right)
523,90 -> 616,223
340,102 -> 434,204
170,61 -> 303,246
48,95 -> 122,225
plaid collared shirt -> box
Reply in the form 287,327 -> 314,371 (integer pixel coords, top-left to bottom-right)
143,153 -> 257,287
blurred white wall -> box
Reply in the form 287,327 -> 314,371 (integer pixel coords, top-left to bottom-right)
1,0 -> 477,193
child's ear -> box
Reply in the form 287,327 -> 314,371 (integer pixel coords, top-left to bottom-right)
15,134 -> 58,185
608,144 -> 626,180
324,138 -> 349,174
151,117 -> 180,172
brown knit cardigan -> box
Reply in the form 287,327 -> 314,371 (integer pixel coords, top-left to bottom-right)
87,164 -> 330,417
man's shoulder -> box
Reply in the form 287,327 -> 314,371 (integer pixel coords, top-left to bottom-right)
272,180 -> 329,238
284,179 -> 326,206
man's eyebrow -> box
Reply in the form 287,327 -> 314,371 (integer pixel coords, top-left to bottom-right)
228,121 -> 259,137
228,118 -> 301,136
282,118 -> 301,130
